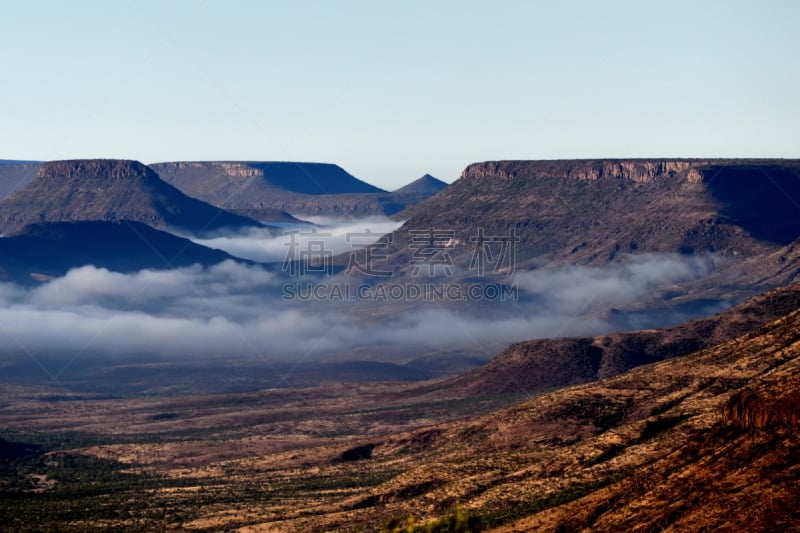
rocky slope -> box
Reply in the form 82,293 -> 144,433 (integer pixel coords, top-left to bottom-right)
335,285 -> 800,531
0,160 -> 265,236
440,283 -> 800,396
0,220 -> 240,283
501,318 -> 800,532
152,161 -> 447,218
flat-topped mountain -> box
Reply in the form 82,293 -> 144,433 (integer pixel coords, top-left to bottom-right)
152,161 -> 446,218
379,159 -> 800,278
0,159 -> 265,236
153,161 -> 385,196
0,220 -> 239,284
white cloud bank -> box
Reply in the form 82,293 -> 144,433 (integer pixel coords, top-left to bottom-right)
0,249 -> 726,365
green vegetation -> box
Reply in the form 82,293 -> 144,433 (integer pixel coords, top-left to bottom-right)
474,478 -> 618,528
0,429 -> 404,531
383,506 -> 480,532
0,449 -> 174,531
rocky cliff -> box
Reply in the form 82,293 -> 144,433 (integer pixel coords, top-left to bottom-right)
723,375 -> 800,430
460,158 -> 715,183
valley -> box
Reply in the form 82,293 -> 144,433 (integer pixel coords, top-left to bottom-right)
1,283 -> 798,531
5,4 -> 799,530
1,156 -> 799,531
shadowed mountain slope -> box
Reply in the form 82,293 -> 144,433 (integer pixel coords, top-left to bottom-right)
0,159 -> 265,236
0,161 -> 40,200
0,220 -> 239,284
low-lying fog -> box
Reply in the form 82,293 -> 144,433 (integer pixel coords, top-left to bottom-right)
189,216 -> 404,263
0,217 -> 731,385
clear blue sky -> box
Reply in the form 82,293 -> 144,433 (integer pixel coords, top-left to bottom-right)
1,1 -> 798,189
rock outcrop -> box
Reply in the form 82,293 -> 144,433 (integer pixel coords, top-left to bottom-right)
723,369 -> 800,430
459,158 -> 800,184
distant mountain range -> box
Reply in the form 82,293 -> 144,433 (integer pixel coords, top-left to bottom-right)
0,159 -> 265,236
151,161 -> 448,218
0,158 -> 451,283
389,173 -> 449,207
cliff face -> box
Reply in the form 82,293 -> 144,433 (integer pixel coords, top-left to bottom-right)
0,159 -> 264,236
459,158 -> 800,183
722,365 -> 800,431
37,159 -> 155,181
460,159 -> 714,183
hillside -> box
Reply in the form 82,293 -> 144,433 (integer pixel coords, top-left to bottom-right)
440,283 -> 800,396
339,286 -> 800,531
387,159 -> 800,275
0,220 -> 239,284
0,159 -> 265,236
0,161 -> 39,200
152,161 -> 446,218
482,309 -> 800,532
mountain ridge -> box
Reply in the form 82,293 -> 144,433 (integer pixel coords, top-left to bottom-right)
438,283 -> 800,397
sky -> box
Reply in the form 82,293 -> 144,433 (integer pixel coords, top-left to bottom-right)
1,0 -> 798,189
